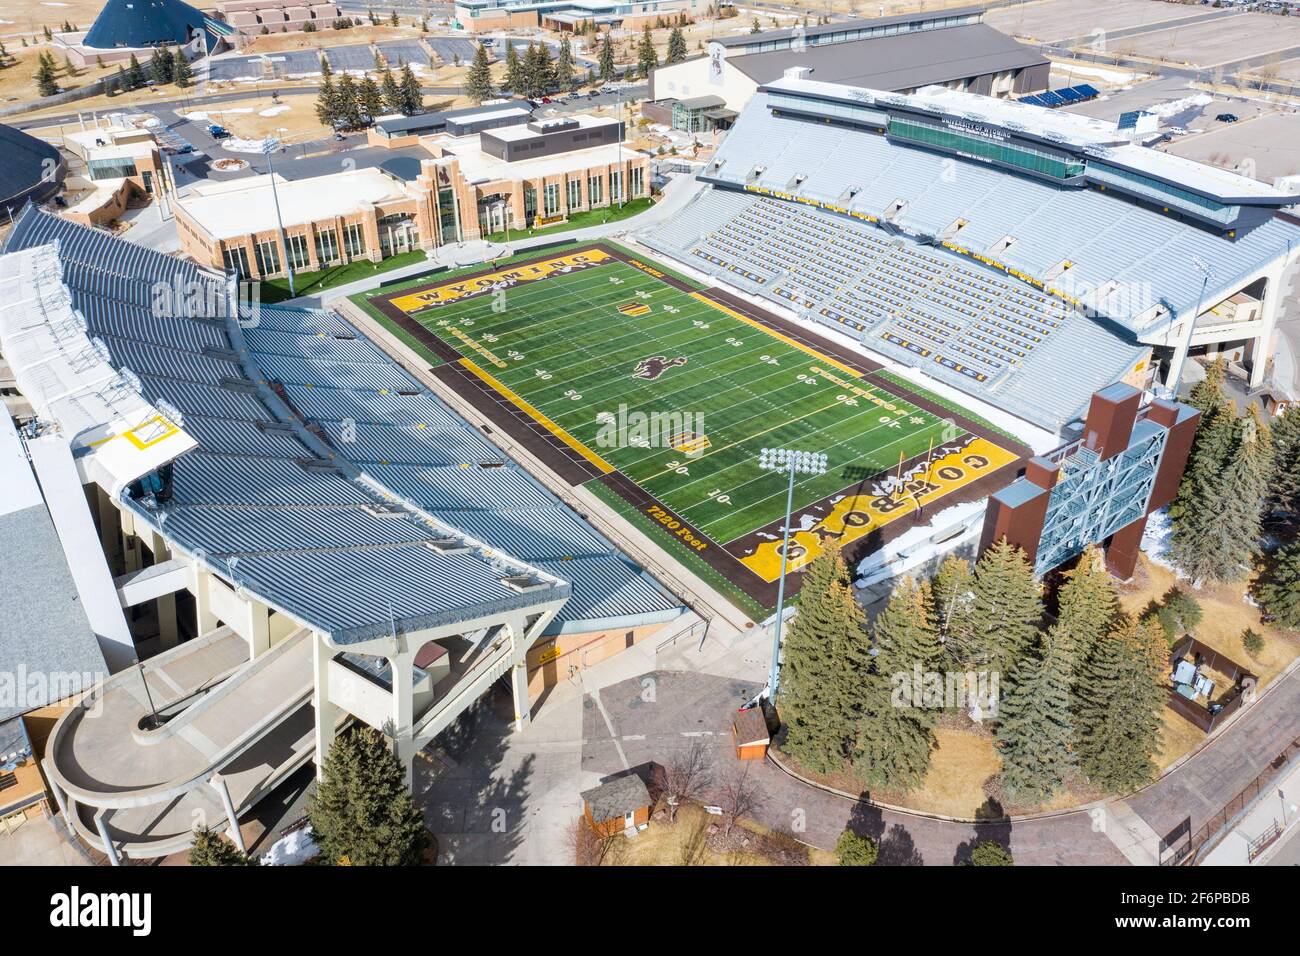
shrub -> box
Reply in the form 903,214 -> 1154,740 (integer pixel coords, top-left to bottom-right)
969,841 -> 1014,866
836,829 -> 879,866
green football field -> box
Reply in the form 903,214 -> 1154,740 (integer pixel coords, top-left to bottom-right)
381,247 -> 1011,584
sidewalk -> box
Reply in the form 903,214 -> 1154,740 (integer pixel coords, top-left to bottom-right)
1202,758 -> 1300,865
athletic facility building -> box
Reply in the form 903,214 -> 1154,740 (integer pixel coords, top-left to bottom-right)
453,0 -> 693,34
639,72 -> 1300,433
54,0 -> 235,69
0,124 -> 64,217
176,112 -> 650,277
0,207 -> 681,861
649,7 -> 1050,125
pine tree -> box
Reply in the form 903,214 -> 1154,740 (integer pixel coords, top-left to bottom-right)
1268,404 -> 1300,513
637,23 -> 659,76
995,624 -> 1076,802
314,71 -> 339,126
398,64 -> 422,114
930,554 -> 973,652
958,538 -> 1042,674
969,841 -> 1014,865
465,42 -> 493,103
389,9 -> 399,26
189,826 -> 254,865
319,53 -> 333,80
1257,542 -> 1300,630
172,50 -> 192,88
35,56 -> 58,97
1075,616 -> 1167,793
115,63 -> 129,93
533,41 -> 554,95
127,52 -> 146,88
505,42 -> 523,94
778,550 -> 870,773
853,662 -> 935,794
335,72 -> 363,129
666,26 -> 687,64
555,35 -> 575,90
872,577 -> 942,682
1055,546 -> 1120,668
598,32 -> 615,81
358,75 -> 383,122
380,65 -> 402,113
308,726 -> 428,866
836,829 -> 878,865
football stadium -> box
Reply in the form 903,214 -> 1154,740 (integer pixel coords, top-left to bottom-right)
363,242 -> 1022,607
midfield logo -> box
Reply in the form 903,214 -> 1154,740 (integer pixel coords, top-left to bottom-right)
632,355 -> 688,380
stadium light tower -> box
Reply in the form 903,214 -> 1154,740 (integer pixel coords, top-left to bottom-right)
260,137 -> 296,297
757,447 -> 828,701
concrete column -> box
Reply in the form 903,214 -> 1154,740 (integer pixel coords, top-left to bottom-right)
244,598 -> 271,659
1249,261 -> 1288,388
510,662 -> 531,732
210,774 -> 246,853
157,592 -> 178,650
312,632 -> 339,782
94,812 -> 121,866
192,565 -> 218,635
389,650 -> 415,785
42,761 -> 76,836
97,487 -> 122,570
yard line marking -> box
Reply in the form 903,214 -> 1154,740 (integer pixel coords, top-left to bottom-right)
689,292 -> 864,379
457,357 -> 615,475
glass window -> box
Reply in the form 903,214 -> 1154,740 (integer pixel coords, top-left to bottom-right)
315,228 -> 340,265
543,182 -> 561,217
222,245 -> 251,276
87,157 -> 139,180
343,223 -> 366,258
887,117 -> 1084,180
588,174 -> 603,205
255,238 -> 281,276
631,165 -> 643,198
285,233 -> 310,271
567,178 -> 582,209
610,170 -> 623,202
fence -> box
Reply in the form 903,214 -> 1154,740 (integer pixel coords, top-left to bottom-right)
655,617 -> 709,653
1165,734 -> 1300,865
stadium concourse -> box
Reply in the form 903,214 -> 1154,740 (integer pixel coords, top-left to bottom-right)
639,72 -> 1300,435
0,207 -> 682,862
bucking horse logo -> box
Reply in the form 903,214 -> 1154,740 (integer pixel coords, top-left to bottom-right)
632,355 -> 688,381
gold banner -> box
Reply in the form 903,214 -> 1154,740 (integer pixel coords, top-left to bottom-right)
389,248 -> 613,313
739,436 -> 1019,582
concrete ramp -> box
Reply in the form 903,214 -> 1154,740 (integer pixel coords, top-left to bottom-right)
46,627 -> 318,860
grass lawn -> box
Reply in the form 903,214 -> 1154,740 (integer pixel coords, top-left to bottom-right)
260,249 -> 430,303
601,803 -> 836,866
479,197 -> 655,244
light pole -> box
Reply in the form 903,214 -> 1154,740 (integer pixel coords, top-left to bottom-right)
260,137 -> 296,297
757,447 -> 828,702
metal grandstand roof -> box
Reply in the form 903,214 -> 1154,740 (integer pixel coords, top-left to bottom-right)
1,208 -> 681,643
729,23 -> 1047,92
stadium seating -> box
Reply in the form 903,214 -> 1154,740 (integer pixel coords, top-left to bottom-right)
5,209 -> 677,631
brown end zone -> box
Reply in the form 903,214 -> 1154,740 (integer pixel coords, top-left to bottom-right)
363,242 -> 1030,610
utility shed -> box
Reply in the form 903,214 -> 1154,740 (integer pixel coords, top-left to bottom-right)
732,707 -> 770,760
581,773 -> 651,837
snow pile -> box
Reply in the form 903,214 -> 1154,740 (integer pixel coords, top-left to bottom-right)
1139,507 -> 1182,575
223,137 -> 274,154
854,498 -> 986,590
1150,92 -> 1212,120
179,108 -> 253,121
260,826 -> 319,866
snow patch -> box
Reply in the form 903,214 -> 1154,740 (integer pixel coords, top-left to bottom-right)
1150,92 -> 1212,120
259,104 -> 290,117
260,826 -> 319,866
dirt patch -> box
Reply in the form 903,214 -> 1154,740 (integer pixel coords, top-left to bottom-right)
600,802 -> 835,866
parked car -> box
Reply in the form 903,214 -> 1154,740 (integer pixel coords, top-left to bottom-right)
1215,112 -> 1239,123
206,124 -> 230,139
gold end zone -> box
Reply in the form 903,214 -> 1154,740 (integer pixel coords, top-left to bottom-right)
457,358 -> 615,475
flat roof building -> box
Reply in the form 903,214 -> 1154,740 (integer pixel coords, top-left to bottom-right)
649,6 -> 1049,125
454,0 -> 693,34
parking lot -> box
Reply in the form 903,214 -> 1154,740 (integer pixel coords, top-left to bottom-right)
985,0 -> 1222,45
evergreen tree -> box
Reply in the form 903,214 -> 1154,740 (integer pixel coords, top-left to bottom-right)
358,74 -> 384,121
35,56 -> 58,97
751,17 -> 761,33
1075,616 -> 1167,793
314,71 -> 339,126
398,64 -> 423,114
598,31 -> 615,81
637,23 -> 659,76
957,538 -> 1042,674
666,26 -> 687,64
969,841 -> 1014,865
172,50 -> 192,88
308,726 -> 428,866
836,829 -> 878,865
995,624 -> 1076,802
149,46 -> 174,85
1055,546 -> 1120,665
555,35 -> 575,90
505,42 -> 523,94
115,63 -> 130,93
853,662 -> 935,794
1268,403 -> 1300,513
778,549 -> 870,773
380,65 -> 402,113
189,826 -> 255,865
319,53 -> 333,79
872,577 -> 941,681
930,554 -> 973,652
127,53 -> 146,88
334,72 -> 363,129
465,42 -> 493,103
389,9 -> 399,26
1257,542 -> 1300,630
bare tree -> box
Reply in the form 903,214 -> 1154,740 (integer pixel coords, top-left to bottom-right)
717,763 -> 765,838
660,739 -> 713,824
569,816 -> 615,866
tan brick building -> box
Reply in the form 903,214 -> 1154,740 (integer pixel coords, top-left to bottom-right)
175,112 -> 651,279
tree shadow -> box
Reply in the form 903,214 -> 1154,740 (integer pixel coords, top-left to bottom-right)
845,801 -> 924,866
951,798 -> 1013,865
